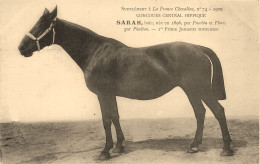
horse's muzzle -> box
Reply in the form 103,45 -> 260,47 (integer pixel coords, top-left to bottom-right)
18,45 -> 33,57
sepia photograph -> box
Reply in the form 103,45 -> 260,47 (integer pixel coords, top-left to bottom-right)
0,0 -> 259,163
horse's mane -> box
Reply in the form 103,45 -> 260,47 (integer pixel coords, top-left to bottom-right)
59,19 -> 127,47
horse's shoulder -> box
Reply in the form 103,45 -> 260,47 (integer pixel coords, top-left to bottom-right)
84,42 -> 119,73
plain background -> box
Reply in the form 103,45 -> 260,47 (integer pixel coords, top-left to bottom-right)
0,0 -> 259,122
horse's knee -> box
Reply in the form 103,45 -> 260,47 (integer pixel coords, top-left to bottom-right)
111,112 -> 119,121
103,119 -> 112,128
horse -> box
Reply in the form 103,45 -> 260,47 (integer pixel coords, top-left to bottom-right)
18,6 -> 233,159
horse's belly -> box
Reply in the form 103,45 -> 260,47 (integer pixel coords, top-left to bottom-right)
116,71 -> 177,100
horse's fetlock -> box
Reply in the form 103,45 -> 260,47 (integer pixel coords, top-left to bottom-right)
105,143 -> 113,150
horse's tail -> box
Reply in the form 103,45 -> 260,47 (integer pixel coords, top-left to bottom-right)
200,46 -> 226,100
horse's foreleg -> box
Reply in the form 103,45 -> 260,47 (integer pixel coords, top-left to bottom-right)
185,91 -> 206,153
98,95 -> 114,159
110,98 -> 125,153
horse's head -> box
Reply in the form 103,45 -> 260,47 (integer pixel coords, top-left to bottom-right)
18,6 -> 57,57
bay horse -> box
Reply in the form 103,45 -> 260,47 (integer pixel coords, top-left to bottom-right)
18,7 -> 233,159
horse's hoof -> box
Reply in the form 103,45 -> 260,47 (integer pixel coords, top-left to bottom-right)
99,151 -> 110,160
186,146 -> 199,153
113,145 -> 124,153
220,149 -> 234,156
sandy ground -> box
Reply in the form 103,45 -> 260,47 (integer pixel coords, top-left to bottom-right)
0,117 -> 258,164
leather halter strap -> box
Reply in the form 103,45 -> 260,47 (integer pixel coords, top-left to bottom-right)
26,17 -> 57,51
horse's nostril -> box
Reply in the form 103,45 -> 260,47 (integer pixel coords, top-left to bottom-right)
18,45 -> 25,51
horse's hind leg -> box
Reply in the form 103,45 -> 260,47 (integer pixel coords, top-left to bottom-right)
184,90 -> 206,153
202,94 -> 233,156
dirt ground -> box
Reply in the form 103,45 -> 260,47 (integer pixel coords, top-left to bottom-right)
0,117 -> 258,164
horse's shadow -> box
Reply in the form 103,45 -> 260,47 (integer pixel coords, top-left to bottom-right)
120,137 -> 247,154
17,137 -> 247,163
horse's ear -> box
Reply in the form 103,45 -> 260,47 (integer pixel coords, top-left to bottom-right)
50,6 -> 57,19
43,8 -> 50,15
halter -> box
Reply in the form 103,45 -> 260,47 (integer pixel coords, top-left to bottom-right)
26,17 -> 57,51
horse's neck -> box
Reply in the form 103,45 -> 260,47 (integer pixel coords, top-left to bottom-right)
54,18 -> 105,69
